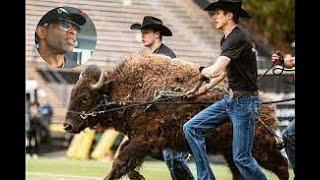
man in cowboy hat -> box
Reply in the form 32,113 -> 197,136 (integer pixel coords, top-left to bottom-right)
35,7 -> 86,69
130,16 -> 194,180
183,0 -> 267,179
130,16 -> 176,57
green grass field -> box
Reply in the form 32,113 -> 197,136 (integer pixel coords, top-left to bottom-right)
26,157 -> 294,180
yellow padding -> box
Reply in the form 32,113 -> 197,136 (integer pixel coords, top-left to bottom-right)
66,128 -> 95,160
49,124 -> 64,133
91,129 -> 119,160
66,132 -> 82,159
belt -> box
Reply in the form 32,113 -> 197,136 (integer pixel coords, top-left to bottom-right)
228,89 -> 258,99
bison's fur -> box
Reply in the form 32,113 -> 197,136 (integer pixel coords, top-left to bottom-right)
65,54 -> 289,180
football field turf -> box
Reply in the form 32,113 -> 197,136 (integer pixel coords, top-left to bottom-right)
26,157 -> 294,179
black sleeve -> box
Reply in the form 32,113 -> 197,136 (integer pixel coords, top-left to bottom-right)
160,49 -> 176,58
166,51 -> 176,58
220,34 -> 248,60
157,45 -> 177,58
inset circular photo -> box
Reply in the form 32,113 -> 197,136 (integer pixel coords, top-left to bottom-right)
35,7 -> 97,69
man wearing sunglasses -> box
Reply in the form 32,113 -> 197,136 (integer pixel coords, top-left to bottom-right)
35,7 -> 86,69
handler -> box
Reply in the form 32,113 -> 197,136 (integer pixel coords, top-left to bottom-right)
271,51 -> 295,175
183,1 -> 267,179
131,16 -> 194,180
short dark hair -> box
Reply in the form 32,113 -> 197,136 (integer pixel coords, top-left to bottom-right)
35,33 -> 39,46
141,28 -> 163,41
35,20 -> 59,46
215,7 -> 240,24
152,29 -> 162,41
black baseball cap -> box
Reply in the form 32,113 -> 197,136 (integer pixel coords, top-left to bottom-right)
38,7 -> 86,29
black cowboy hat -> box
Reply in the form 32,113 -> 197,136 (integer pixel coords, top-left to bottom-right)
204,0 -> 251,18
130,16 -> 172,36
38,7 -> 86,29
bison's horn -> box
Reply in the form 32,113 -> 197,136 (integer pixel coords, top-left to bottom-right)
90,72 -> 105,90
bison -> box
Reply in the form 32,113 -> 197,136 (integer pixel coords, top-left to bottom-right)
64,53 -> 289,180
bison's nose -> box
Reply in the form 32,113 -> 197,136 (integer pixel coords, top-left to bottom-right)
63,123 -> 73,131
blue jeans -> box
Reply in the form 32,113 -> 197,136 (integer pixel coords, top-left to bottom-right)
162,149 -> 194,180
183,95 -> 267,180
282,119 -> 295,174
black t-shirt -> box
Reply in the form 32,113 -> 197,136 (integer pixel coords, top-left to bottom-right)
57,53 -> 79,69
57,57 -> 78,69
220,26 -> 258,91
153,43 -> 176,58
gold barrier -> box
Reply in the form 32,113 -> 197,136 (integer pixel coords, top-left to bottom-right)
91,129 -> 120,160
66,128 -> 95,160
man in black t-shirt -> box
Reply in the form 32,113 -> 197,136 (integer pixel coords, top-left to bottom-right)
130,16 -> 176,58
183,1 -> 267,179
130,16 -> 194,180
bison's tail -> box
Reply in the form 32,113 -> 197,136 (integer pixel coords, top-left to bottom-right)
259,104 -> 278,128
257,104 -> 286,150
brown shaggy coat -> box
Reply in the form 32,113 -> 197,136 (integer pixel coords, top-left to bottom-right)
65,54 -> 289,180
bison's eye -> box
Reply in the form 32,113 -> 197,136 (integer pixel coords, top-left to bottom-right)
76,92 -> 91,105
